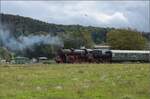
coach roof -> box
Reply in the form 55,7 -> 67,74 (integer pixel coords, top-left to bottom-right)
111,50 -> 150,54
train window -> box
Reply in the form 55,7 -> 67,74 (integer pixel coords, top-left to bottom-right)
112,53 -> 115,57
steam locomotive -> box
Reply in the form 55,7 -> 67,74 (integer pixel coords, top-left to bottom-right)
55,48 -> 150,63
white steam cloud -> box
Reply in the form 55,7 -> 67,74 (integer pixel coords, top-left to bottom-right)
0,24 -> 63,51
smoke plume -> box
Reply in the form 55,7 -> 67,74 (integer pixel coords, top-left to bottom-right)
0,24 -> 63,51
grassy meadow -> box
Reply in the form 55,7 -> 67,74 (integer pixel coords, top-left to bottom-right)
0,64 -> 150,99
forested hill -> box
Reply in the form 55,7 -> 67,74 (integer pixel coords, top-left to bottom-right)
0,13 -> 112,45
1,13 -> 149,44
0,13 -> 114,58
0,13 -> 149,59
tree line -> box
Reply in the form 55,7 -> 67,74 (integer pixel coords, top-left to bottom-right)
0,13 -> 149,60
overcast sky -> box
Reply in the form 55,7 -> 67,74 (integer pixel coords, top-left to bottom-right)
1,0 -> 150,32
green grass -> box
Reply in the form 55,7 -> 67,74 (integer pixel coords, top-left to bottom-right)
0,64 -> 150,99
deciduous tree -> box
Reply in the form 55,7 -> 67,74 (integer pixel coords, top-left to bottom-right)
107,29 -> 147,50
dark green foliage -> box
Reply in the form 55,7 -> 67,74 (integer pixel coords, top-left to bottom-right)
1,14 -> 53,36
22,44 -> 60,59
0,13 -> 111,58
91,28 -> 112,44
143,33 -> 150,41
0,13 -> 109,44
1,13 -> 149,59
0,47 -> 12,61
63,37 -> 84,49
107,29 -> 148,50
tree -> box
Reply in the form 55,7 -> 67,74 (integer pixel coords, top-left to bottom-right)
63,29 -> 94,49
0,47 -> 12,61
77,29 -> 94,48
107,29 -> 147,50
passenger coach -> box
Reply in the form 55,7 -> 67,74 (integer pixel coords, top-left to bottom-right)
111,50 -> 150,62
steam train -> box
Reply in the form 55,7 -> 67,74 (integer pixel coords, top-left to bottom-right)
55,48 -> 150,63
